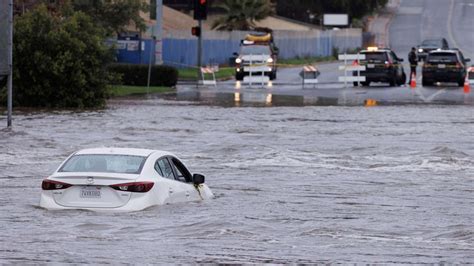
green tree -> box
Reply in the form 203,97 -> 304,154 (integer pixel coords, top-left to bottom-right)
70,0 -> 149,35
211,0 -> 275,31
12,5 -> 114,108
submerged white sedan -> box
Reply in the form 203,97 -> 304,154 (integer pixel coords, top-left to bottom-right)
39,148 -> 213,211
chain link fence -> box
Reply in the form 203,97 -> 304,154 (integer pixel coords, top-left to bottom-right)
0,0 -> 10,76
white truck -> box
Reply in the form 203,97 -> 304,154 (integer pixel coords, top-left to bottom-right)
234,32 -> 278,81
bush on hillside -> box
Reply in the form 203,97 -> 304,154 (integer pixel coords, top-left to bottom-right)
109,64 -> 178,87
12,5 -> 114,108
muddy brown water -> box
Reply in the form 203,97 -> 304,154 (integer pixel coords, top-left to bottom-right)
1,96 -> 473,263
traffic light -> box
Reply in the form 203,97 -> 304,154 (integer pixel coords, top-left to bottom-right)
191,26 -> 201,37
193,0 -> 207,20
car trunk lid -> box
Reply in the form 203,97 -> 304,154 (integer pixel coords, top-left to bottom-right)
49,172 -> 139,208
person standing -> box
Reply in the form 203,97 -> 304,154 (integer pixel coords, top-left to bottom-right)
408,47 -> 418,84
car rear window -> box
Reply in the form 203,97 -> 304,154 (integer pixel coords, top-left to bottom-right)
59,154 -> 146,174
427,53 -> 458,63
361,52 -> 387,63
421,40 -> 441,46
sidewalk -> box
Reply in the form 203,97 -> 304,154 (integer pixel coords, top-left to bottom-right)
367,0 -> 401,47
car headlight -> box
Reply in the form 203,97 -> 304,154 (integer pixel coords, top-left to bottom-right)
267,58 -> 274,63
235,58 -> 242,64
418,48 -> 423,53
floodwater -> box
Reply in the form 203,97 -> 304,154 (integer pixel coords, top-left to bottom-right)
1,95 -> 473,263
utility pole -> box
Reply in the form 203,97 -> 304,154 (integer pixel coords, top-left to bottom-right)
193,0 -> 207,80
154,0 -> 163,65
7,0 -> 13,127
197,19 -> 202,78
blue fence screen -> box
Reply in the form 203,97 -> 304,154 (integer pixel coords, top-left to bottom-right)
115,32 -> 361,68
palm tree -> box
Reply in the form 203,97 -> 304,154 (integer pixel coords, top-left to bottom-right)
211,0 -> 275,31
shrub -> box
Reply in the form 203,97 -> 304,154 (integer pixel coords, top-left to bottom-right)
109,64 -> 178,87
12,5 -> 114,108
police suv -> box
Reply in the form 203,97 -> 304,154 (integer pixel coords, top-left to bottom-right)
353,47 -> 406,87
422,49 -> 470,86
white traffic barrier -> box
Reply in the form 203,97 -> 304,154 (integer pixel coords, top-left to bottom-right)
300,65 -> 320,88
243,75 -> 270,84
338,53 -> 366,87
200,67 -> 217,86
468,67 -> 474,84
241,54 -> 269,87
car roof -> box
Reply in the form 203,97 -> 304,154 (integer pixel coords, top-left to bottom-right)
429,49 -> 458,54
423,38 -> 444,41
75,148 -> 170,157
360,49 -> 391,53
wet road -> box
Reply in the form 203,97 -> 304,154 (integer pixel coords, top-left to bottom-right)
1,97 -> 474,263
390,0 -> 474,59
207,0 -> 474,97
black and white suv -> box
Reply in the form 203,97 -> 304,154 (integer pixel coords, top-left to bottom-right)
422,49 -> 471,86
353,47 -> 406,87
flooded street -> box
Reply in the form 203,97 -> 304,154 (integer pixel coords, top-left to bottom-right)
1,96 -> 473,263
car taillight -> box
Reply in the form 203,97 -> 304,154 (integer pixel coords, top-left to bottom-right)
456,63 -> 461,69
384,61 -> 392,68
110,182 -> 154,193
42,179 -> 72,190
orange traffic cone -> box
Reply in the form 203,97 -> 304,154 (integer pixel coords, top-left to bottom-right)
464,79 -> 471,94
410,73 -> 416,88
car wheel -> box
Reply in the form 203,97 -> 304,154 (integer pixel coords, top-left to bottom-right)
270,71 -> 277,80
235,73 -> 244,81
399,73 -> 406,86
422,79 -> 432,87
458,79 -> 465,87
353,82 -> 359,87
361,81 -> 370,86
389,77 -> 396,87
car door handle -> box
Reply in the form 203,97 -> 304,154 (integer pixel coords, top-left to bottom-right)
185,191 -> 190,197
169,188 -> 173,194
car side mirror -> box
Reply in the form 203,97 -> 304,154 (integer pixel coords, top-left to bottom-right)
399,58 -> 404,62
233,52 -> 238,56
465,58 -> 471,62
192,173 -> 205,185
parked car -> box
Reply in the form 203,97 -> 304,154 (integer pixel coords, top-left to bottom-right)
416,38 -> 449,61
39,148 -> 213,211
353,47 -> 406,87
422,49 -> 470,86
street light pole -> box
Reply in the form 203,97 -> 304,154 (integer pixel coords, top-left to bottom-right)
7,0 -> 13,127
154,0 -> 163,65
197,19 -> 202,79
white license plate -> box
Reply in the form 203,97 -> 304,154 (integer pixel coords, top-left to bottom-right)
80,186 -> 101,198
438,64 -> 446,69
367,64 -> 375,68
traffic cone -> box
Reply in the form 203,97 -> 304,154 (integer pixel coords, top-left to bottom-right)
410,73 -> 416,88
464,79 -> 470,94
